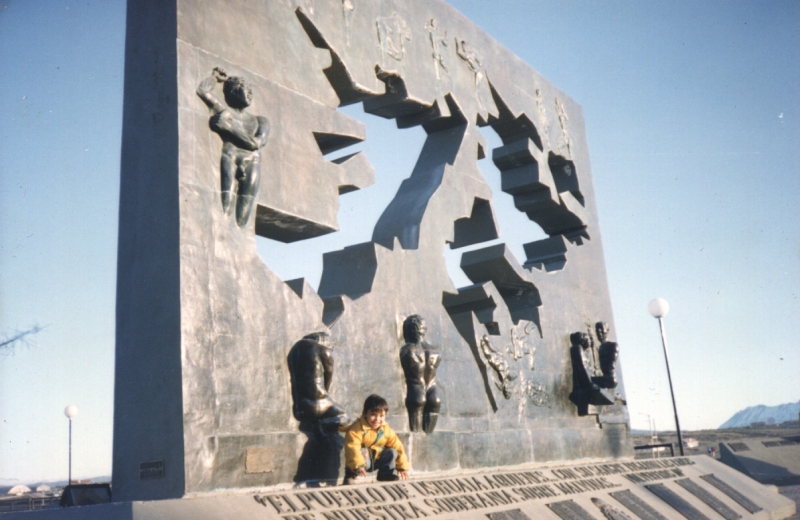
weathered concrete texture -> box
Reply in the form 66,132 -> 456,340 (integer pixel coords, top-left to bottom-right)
115,0 -> 632,501
6,457 -> 796,520
113,0 -> 185,503
455,431 -> 534,469
404,432 -> 460,473
207,434 -> 302,489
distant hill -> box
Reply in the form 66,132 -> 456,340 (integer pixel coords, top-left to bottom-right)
720,400 -> 800,428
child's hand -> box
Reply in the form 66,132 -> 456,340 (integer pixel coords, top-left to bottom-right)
357,468 -> 367,477
398,470 -> 409,480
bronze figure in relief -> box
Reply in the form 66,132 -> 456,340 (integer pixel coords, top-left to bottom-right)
399,315 -> 441,433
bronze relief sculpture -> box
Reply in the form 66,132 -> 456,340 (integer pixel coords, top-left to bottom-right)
197,67 -> 269,227
479,334 -> 516,399
287,332 -> 348,432
568,331 -> 614,416
592,322 -> 619,389
399,315 -> 441,433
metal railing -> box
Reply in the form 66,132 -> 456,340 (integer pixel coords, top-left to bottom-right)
0,496 -> 59,512
633,443 -> 675,457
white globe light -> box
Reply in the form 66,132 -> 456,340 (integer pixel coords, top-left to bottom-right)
64,405 -> 78,419
648,298 -> 670,318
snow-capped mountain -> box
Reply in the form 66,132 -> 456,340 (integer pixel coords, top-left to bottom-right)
719,400 -> 800,429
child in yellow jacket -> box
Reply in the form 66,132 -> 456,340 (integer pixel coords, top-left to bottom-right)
342,394 -> 409,484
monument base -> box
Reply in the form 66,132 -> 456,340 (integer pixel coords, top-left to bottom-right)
4,456 -> 795,519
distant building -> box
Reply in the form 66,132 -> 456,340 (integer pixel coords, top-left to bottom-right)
7,485 -> 31,496
750,421 -> 766,428
0,485 -> 61,512
683,438 -> 699,448
780,420 -> 799,428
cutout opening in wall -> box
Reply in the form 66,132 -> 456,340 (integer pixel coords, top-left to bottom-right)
255,104 -> 426,289
442,125 -> 548,289
255,98 -> 553,293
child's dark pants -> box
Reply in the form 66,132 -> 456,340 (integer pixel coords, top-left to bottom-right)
345,448 -> 398,482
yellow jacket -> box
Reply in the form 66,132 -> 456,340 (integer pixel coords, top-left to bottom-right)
342,417 -> 409,471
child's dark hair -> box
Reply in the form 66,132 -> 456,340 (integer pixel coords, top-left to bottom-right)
363,394 -> 389,416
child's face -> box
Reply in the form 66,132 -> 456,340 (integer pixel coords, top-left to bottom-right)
365,409 -> 386,430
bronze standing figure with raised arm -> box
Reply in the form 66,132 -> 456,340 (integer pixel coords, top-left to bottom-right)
197,67 -> 269,227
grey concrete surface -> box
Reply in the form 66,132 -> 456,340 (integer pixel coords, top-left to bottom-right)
778,485 -> 800,520
4,457 -> 795,520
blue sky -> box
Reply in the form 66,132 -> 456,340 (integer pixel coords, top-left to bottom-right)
1,0 -> 798,484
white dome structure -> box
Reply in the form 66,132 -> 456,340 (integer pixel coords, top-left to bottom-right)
8,485 -> 31,496
35,485 -> 51,492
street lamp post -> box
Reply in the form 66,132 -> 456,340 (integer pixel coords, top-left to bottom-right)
648,298 -> 684,456
638,412 -> 654,438
64,405 -> 78,484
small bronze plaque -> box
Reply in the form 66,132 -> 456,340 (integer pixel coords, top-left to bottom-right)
610,490 -> 668,520
246,447 -> 275,474
762,440 -> 797,448
675,478 -> 741,520
487,509 -> 531,520
645,483 -> 711,520
700,474 -> 762,514
547,500 -> 596,520
139,460 -> 165,480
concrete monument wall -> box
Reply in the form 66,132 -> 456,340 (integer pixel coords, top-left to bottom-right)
114,0 -> 632,501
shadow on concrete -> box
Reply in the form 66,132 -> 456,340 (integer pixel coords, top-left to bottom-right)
734,456 -> 800,486
294,426 -> 344,487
